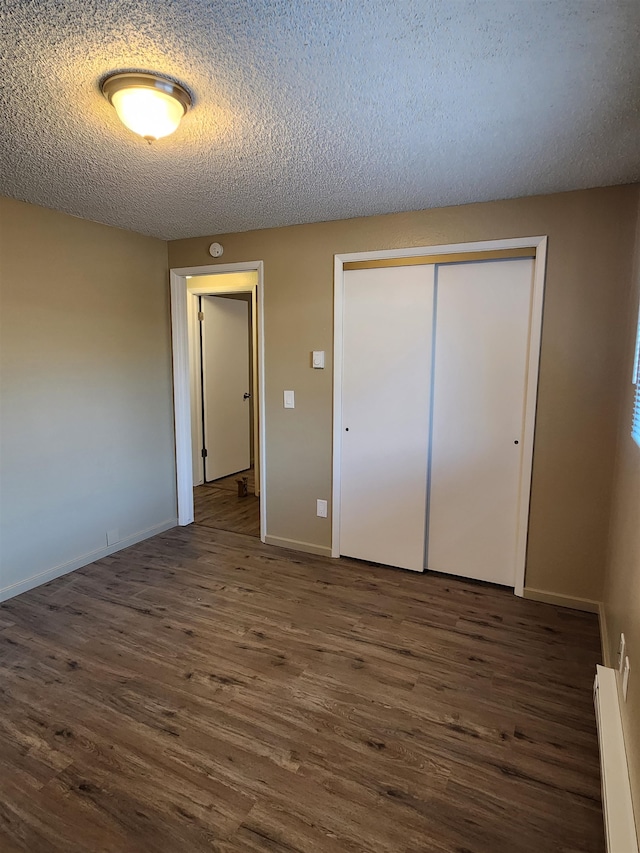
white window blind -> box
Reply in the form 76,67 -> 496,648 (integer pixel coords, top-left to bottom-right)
633,303 -> 640,447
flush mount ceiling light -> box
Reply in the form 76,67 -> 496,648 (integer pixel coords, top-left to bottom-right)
101,72 -> 191,141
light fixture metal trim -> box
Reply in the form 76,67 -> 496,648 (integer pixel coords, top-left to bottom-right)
101,72 -> 192,114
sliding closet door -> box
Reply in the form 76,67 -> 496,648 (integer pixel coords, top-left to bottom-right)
427,258 -> 533,585
340,265 -> 435,571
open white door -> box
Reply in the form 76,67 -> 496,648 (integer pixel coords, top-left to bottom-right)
201,295 -> 251,481
339,265 -> 435,571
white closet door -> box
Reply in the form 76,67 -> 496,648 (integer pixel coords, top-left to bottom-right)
202,295 -> 251,481
427,258 -> 533,585
340,265 -> 435,571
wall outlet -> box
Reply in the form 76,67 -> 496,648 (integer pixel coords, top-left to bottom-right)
618,633 -> 626,673
106,528 -> 119,546
316,499 -> 328,518
622,656 -> 630,701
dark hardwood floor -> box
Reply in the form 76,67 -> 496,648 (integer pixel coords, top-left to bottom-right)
194,467 -> 260,537
0,523 -> 603,852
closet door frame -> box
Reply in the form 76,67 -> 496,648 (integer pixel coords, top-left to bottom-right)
332,236 -> 548,597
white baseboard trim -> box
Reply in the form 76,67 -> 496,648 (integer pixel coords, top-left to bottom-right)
0,518 -> 178,603
264,535 -> 332,558
522,587 -> 601,613
599,602 -> 612,667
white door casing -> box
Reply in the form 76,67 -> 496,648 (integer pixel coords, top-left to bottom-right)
201,295 -> 251,481
189,291 -> 204,486
339,265 -> 435,572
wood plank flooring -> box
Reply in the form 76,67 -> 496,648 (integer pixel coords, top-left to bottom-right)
0,524 -> 603,852
194,467 -> 260,537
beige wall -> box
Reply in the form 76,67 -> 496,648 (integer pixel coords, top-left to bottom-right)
603,194 -> 640,836
0,197 -> 176,599
170,185 -> 639,601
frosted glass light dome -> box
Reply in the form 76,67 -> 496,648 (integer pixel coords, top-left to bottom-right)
102,73 -> 191,141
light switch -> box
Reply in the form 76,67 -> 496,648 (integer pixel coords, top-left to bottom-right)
284,390 -> 295,409
312,351 -> 325,369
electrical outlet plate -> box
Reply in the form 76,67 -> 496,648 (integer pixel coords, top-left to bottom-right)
316,499 -> 328,518
106,528 -> 119,546
622,656 -> 630,701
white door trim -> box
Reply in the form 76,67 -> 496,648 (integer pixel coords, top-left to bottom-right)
170,261 -> 266,542
332,236 -> 548,596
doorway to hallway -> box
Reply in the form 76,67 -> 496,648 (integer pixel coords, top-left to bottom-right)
170,264 -> 264,539
194,466 -> 260,537
193,288 -> 259,537
198,292 -> 252,483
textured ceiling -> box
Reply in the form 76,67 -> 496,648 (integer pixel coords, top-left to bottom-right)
1,1 -> 639,240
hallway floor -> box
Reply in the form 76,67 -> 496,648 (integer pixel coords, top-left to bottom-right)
194,466 -> 260,537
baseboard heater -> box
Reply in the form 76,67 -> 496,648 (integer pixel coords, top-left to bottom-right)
593,665 -> 638,853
